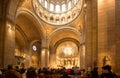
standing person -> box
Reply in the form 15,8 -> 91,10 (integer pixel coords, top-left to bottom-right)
26,67 -> 37,78
4,64 -> 22,78
91,67 -> 99,78
74,67 -> 79,78
0,69 -> 3,78
61,67 -> 70,78
100,65 -> 118,78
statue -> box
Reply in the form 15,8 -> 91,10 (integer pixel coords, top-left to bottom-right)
103,56 -> 111,66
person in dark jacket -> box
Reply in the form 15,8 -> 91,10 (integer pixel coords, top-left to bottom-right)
91,67 -> 99,78
4,65 -> 22,78
100,65 -> 118,78
61,67 -> 70,78
26,67 -> 37,78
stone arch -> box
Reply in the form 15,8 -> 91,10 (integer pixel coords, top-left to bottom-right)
15,10 -> 44,67
48,27 -> 84,68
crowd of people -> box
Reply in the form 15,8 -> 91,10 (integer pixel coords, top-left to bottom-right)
0,64 -> 120,78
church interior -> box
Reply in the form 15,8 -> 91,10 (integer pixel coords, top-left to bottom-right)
0,0 -> 120,76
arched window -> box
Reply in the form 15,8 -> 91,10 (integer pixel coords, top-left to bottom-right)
74,0 -> 77,4
56,5 -> 60,12
68,1 -> 71,10
62,4 -> 66,12
39,0 -> 41,3
45,0 -> 47,8
39,0 -> 44,3
50,3 -> 54,11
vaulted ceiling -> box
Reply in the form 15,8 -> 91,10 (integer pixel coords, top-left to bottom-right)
5,0 -> 85,53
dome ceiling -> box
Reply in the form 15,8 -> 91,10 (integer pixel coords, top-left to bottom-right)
48,0 -> 65,3
33,0 -> 84,26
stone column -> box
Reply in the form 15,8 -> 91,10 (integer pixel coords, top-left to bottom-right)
0,0 -> 10,68
41,48 -> 49,68
85,0 -> 92,69
80,44 -> 85,69
41,36 -> 50,68
91,0 -> 98,68
4,22 -> 16,68
0,16 -> 5,68
85,0 -> 98,69
115,0 -> 120,72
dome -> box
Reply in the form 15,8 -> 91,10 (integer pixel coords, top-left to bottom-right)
33,0 -> 84,26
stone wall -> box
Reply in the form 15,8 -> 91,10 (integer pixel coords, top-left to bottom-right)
98,0 -> 116,71
115,0 -> 120,72
85,0 -> 98,69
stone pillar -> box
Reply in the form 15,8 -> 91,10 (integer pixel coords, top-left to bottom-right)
91,0 -> 98,68
115,0 -> 120,72
0,23 -> 5,68
46,49 -> 49,67
0,0 -> 10,68
41,36 -> 50,68
85,0 -> 92,69
0,0 -> 19,68
80,44 -> 85,69
0,16 -> 5,68
41,48 -> 49,68
4,21 -> 16,68
85,0 -> 98,69
41,48 -> 46,68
